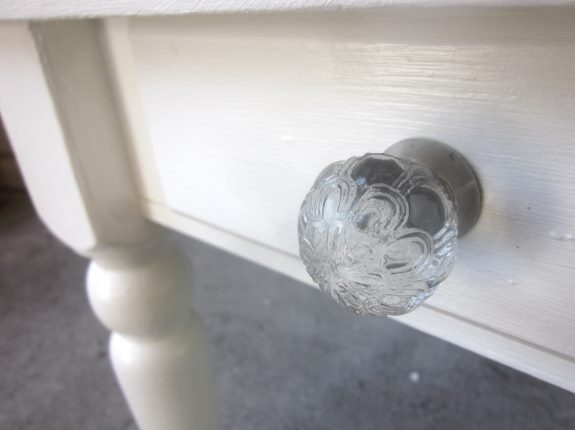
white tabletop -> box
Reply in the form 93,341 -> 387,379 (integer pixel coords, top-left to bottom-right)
1,0 -> 575,20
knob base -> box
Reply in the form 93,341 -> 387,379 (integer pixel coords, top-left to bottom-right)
385,138 -> 482,237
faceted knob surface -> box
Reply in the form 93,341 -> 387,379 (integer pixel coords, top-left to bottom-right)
297,139 -> 481,316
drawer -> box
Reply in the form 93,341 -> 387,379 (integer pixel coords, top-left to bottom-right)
100,9 -> 575,389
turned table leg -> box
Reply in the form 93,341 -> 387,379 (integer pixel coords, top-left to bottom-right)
0,22 -> 221,429
87,238 -> 219,430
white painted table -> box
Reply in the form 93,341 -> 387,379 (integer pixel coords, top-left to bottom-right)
1,2 -> 575,429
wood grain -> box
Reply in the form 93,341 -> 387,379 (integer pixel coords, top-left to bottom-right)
102,9 -> 575,389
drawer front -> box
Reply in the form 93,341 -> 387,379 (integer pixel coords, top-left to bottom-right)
103,9 -> 575,386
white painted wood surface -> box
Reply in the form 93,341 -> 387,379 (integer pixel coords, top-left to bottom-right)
0,22 -> 220,430
0,23 -> 98,251
1,0 -> 575,20
145,199 -> 575,394
87,240 -> 220,430
1,1 -> 574,415
99,9 -> 575,391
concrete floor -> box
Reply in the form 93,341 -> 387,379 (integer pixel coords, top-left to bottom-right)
1,193 -> 575,430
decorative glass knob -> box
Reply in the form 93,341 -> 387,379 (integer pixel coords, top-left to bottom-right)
298,138 -> 481,316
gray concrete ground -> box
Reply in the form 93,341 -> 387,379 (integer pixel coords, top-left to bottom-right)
1,192 -> 575,430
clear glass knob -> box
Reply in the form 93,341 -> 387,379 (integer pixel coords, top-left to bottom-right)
298,139 -> 481,316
